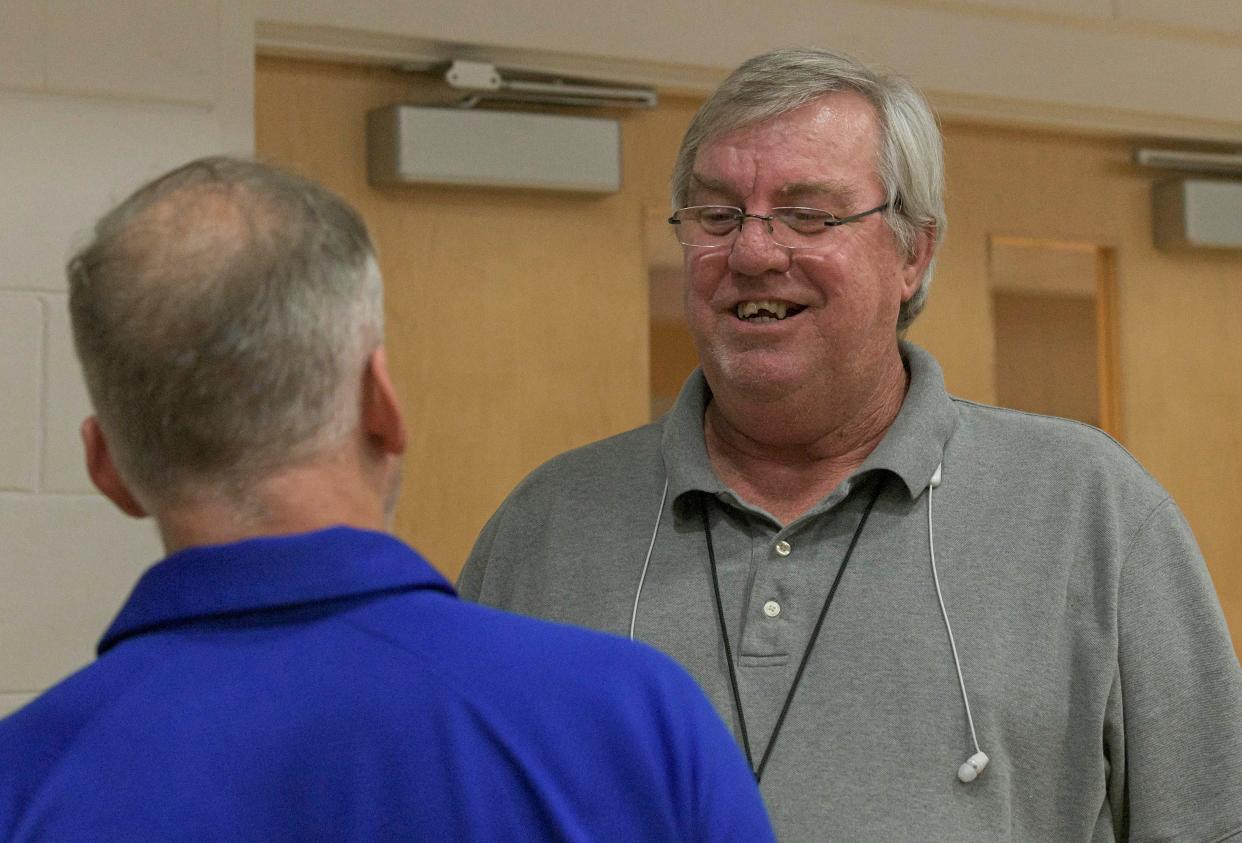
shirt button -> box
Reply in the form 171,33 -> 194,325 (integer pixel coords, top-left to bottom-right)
775,540 -> 792,556
763,600 -> 781,618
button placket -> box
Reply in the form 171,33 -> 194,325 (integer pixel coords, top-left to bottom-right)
762,538 -> 790,623
740,522 -> 789,656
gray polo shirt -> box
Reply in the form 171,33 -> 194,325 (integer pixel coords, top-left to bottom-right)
460,342 -> 1242,842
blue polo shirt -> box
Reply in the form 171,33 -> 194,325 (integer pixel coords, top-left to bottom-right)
0,527 -> 773,841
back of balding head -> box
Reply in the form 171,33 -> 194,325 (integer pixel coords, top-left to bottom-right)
68,157 -> 384,505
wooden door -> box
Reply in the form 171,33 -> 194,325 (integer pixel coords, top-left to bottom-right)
256,56 -> 700,578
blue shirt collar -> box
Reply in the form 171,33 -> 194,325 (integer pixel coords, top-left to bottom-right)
99,526 -> 453,655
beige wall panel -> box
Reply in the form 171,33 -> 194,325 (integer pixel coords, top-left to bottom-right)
991,242 -> 1098,296
256,58 -> 698,578
45,0 -> 219,103
993,291 -> 1099,425
0,0 -> 44,89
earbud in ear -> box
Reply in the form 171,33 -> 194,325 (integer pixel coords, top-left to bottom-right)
957,751 -> 989,783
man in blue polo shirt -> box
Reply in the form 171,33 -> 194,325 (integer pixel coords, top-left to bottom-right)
0,157 -> 774,842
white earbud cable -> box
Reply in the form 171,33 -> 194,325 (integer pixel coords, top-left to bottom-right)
629,478 -> 669,640
929,474 -> 983,759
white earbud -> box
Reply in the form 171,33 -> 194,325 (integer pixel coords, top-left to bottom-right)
929,464 -> 942,489
957,751 -> 989,783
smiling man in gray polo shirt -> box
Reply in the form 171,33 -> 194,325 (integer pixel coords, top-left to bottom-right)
459,48 -> 1242,841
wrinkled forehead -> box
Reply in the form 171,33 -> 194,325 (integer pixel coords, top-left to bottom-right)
689,92 -> 883,205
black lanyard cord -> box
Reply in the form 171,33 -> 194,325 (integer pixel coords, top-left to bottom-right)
701,479 -> 884,783
703,492 -> 756,774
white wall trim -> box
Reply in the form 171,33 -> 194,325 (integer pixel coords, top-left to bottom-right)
253,23 -> 1242,143
254,22 -> 725,95
932,91 -> 1242,144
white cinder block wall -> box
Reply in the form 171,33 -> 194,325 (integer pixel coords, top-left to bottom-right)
0,0 -> 253,716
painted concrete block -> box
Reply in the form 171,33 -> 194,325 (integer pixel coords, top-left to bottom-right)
0,91 -> 220,291
0,492 -> 161,692
0,0 -> 44,90
46,0 -> 218,104
42,295 -> 93,492
0,293 -> 43,491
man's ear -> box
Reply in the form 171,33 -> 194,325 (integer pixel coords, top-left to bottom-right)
899,226 -> 936,303
81,417 -> 147,518
362,347 -> 406,457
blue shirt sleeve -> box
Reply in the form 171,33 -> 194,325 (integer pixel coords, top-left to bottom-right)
631,644 -> 776,843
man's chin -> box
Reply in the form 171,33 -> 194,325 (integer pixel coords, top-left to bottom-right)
702,351 -> 810,403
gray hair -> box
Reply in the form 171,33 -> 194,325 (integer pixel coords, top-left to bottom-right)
671,48 -> 945,329
68,156 -> 383,502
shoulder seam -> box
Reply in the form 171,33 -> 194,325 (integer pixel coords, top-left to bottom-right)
948,397 -> 1153,478
1118,493 -> 1176,584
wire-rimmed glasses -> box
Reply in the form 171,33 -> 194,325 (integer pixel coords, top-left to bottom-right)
668,202 -> 889,249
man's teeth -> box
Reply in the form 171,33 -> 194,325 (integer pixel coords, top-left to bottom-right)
737,300 -> 790,321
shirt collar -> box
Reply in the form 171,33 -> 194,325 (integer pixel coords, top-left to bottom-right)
660,368 -> 728,504
861,341 -> 959,498
98,526 -> 453,655
659,340 -> 959,507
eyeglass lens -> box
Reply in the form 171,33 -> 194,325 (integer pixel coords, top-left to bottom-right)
671,205 -> 882,249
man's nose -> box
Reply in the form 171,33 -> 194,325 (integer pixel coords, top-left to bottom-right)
728,215 -> 790,276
